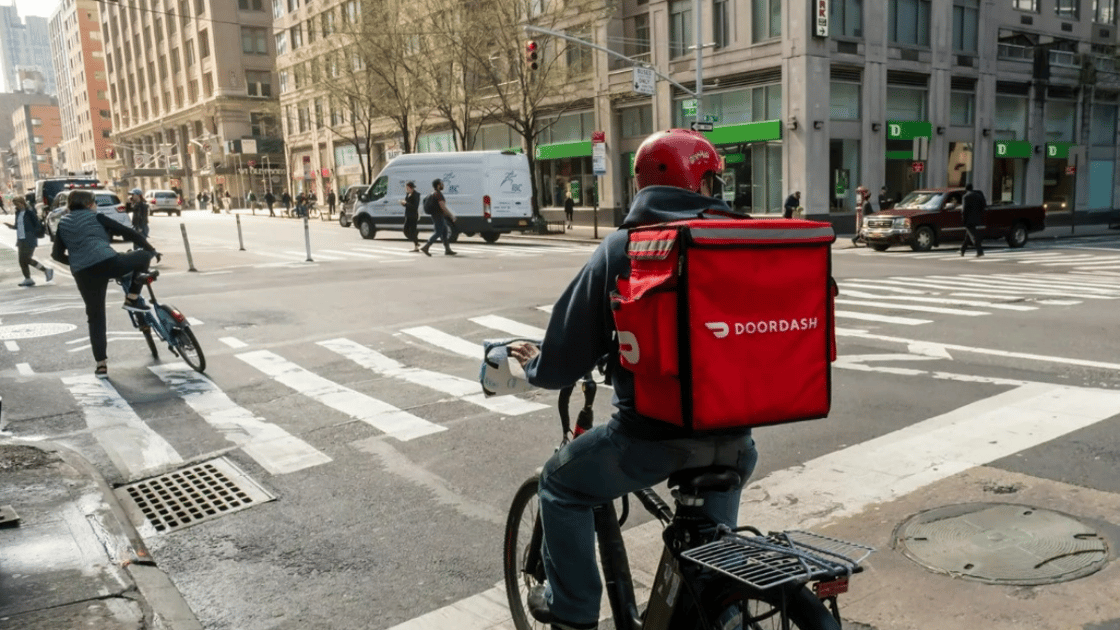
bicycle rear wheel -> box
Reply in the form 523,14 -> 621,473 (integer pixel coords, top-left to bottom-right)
170,326 -> 206,373
140,325 -> 159,359
504,475 -> 546,630
706,584 -> 840,630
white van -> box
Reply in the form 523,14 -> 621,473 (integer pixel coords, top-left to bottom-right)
350,150 -> 533,243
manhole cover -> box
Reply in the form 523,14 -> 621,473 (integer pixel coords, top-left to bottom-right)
895,503 -> 1109,585
115,458 -> 274,535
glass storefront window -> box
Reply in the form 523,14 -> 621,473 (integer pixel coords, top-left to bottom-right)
717,143 -> 782,214
480,124 -> 517,151
1092,103 -> 1118,145
830,82 -> 860,120
1089,160 -> 1115,209
994,94 -> 1028,140
673,86 -> 779,127
829,139 -> 860,212
1045,101 -> 1077,142
886,86 -> 928,120
992,158 -> 1026,204
947,142 -> 973,187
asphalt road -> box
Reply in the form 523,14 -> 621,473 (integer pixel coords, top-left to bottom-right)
2,211 -> 1119,630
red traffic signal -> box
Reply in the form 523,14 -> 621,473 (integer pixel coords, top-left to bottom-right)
525,40 -> 539,71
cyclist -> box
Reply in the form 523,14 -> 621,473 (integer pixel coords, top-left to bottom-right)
509,129 -> 758,630
51,189 -> 159,378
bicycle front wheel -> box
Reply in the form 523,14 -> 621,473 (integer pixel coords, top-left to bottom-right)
504,475 -> 546,630
170,326 -> 206,373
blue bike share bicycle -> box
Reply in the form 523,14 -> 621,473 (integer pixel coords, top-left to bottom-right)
118,268 -> 206,373
482,341 -> 873,630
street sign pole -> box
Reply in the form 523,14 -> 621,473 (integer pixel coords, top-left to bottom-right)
694,0 -> 703,126
1070,152 -> 1078,235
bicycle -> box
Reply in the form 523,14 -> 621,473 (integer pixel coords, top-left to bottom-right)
118,268 -> 206,373
493,350 -> 872,630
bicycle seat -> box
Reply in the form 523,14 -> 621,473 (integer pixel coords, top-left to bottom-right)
668,467 -> 742,495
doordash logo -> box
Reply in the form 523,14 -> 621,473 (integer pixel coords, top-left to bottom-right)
705,318 -> 819,338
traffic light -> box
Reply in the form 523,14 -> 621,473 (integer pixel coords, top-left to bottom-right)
525,40 -> 539,72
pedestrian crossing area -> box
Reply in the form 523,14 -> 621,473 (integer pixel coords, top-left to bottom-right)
194,241 -> 599,267
835,270 -> 1120,326
839,242 -> 1120,271
9,268 -> 1119,485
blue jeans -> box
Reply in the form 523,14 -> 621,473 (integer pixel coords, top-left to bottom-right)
424,212 -> 451,250
538,419 -> 757,626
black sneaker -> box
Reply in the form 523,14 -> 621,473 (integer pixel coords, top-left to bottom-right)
94,364 -> 108,379
444,250 -> 458,256
527,586 -> 597,630
123,297 -> 147,313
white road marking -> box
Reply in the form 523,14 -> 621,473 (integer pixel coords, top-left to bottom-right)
401,326 -> 482,358
321,248 -> 384,259
838,289 -> 1036,311
834,298 -> 987,316
285,250 -> 342,260
235,350 -> 445,441
834,310 -> 932,325
386,381 -> 1120,630
318,338 -> 546,415
5,341 -> 19,351
469,315 -> 546,338
353,246 -> 420,258
62,374 -> 183,479
219,337 -> 248,349
16,363 -> 33,375
149,364 -> 331,475
951,274 -> 1120,295
536,305 -> 554,313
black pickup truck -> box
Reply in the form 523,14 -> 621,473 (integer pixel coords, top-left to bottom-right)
860,188 -> 1045,252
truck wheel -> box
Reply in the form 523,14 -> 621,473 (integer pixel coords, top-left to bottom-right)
357,218 -> 376,240
910,226 -> 935,252
482,231 -> 501,243
1006,221 -> 1029,248
871,244 -> 890,252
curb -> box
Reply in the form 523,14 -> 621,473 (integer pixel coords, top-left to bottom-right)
7,439 -> 204,630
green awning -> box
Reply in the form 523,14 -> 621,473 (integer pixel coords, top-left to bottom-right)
536,141 -> 592,160
886,121 -> 932,140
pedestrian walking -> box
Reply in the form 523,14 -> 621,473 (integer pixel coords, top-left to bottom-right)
852,186 -> 871,246
295,191 -> 307,218
960,183 -> 986,257
223,190 -> 232,213
327,188 -> 337,218
4,195 -> 53,286
563,191 -> 574,229
783,190 -> 801,219
127,188 -> 150,239
419,179 -> 456,256
246,190 -> 258,214
281,190 -> 292,217
265,190 -> 276,216
51,189 -> 158,378
400,181 -> 421,251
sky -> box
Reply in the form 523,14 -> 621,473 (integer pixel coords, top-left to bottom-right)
11,0 -> 60,19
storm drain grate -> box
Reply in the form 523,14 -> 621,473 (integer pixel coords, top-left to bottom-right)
116,458 -> 274,535
895,503 -> 1109,585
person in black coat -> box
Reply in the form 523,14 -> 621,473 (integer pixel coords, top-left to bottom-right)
783,191 -> 801,219
960,183 -> 986,257
400,181 -> 421,251
563,192 -> 575,228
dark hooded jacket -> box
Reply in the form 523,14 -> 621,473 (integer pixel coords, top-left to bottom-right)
523,185 -> 751,440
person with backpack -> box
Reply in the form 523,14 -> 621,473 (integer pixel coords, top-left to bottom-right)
4,195 -> 53,286
507,129 -> 759,630
419,178 -> 457,256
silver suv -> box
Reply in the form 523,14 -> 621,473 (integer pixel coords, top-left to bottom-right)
45,189 -> 129,240
145,189 -> 182,216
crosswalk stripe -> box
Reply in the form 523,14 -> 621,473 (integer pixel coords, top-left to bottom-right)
834,310 -> 932,325
318,338 -> 547,416
993,273 -> 1120,290
235,350 -> 445,441
898,276 -> 1113,299
834,298 -> 986,316
62,374 -> 183,479
469,315 -> 546,338
321,249 -> 386,259
945,274 -> 1120,296
839,282 -> 930,295
945,292 -> 1081,305
859,278 -> 1027,296
149,364 -> 332,475
353,246 -> 419,258
401,326 -> 481,358
838,289 -> 1036,311
285,250 -> 342,260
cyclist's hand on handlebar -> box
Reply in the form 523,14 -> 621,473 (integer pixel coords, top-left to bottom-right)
509,342 -> 540,368
153,251 -> 162,263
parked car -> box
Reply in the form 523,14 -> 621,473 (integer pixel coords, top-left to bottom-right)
337,184 -> 369,228
45,188 -> 130,240
145,189 -> 182,215
860,188 -> 1045,252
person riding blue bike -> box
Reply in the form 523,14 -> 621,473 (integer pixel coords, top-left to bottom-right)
509,129 -> 758,630
51,189 -> 160,378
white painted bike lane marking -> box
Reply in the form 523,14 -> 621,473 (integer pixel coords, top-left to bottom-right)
149,363 -> 332,475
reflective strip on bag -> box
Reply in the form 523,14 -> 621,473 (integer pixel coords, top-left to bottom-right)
628,237 -> 678,260
689,225 -> 836,244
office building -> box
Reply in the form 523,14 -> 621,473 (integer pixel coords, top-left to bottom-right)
50,0 -> 114,177
0,3 -> 56,95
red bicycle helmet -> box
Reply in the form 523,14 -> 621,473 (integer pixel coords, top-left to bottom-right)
633,129 -> 724,192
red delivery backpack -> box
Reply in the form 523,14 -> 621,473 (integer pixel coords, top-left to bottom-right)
610,217 -> 837,432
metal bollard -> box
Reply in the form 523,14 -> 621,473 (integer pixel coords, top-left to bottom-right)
303,215 -> 313,262
236,214 -> 246,251
180,223 -> 198,272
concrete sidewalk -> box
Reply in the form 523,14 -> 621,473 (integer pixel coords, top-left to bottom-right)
0,437 -> 201,630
